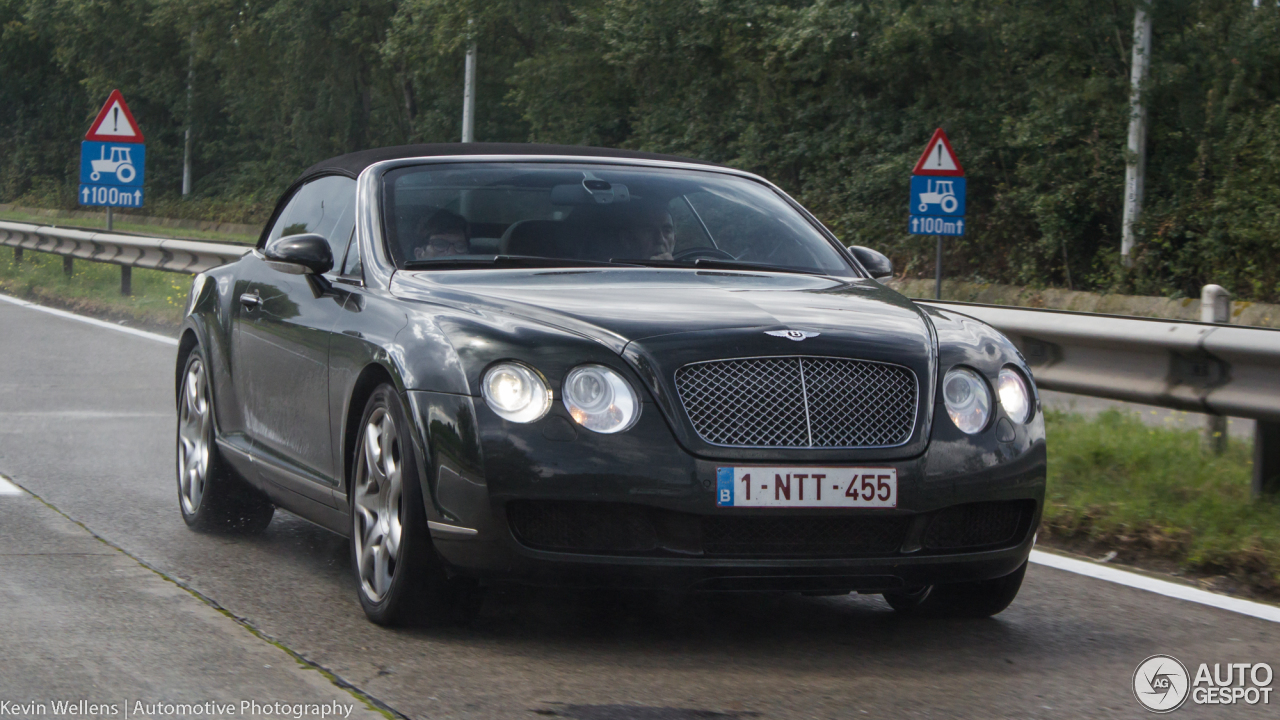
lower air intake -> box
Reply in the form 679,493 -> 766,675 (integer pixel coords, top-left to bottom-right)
506,501 -> 911,558
922,500 -> 1035,551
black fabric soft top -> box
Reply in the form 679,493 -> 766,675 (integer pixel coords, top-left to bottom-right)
295,142 -> 720,184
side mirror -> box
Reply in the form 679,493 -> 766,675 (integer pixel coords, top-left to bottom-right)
263,234 -> 333,275
849,246 -> 893,279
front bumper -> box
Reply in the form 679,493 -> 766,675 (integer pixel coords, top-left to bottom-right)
409,390 -> 1047,592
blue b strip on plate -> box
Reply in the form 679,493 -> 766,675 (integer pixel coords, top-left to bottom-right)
716,467 -> 734,506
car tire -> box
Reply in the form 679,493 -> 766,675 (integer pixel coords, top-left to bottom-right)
177,347 -> 274,533
883,561 -> 1027,618
350,384 -> 482,627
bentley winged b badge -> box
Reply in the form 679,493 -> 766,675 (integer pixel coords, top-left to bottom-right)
765,329 -> 821,342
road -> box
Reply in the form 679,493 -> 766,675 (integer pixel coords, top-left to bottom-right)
1,297 -> 1277,719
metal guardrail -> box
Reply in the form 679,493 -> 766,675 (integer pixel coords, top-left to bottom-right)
0,220 -> 250,287
922,300 -> 1280,498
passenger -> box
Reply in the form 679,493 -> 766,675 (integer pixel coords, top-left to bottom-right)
412,209 -> 470,260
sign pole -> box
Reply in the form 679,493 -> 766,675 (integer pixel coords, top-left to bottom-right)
107,207 -> 113,232
935,235 -> 943,299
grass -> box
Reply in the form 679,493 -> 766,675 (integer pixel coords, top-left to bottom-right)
1042,408 -> 1280,597
0,209 -> 259,245
0,246 -> 188,330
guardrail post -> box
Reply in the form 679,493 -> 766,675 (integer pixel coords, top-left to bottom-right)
12,247 -> 20,264
62,256 -> 73,277
120,265 -> 131,296
1201,284 -> 1231,454
1255,421 -> 1280,499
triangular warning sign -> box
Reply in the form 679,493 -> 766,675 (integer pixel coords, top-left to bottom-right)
912,128 -> 963,176
85,89 -> 144,143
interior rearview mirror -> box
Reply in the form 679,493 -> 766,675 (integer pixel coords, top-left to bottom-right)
550,181 -> 630,205
848,245 -> 893,279
263,234 -> 333,275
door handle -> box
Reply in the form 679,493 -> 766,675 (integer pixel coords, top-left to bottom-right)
239,292 -> 261,310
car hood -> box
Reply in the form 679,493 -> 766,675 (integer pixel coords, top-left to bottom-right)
391,268 -> 932,352
392,268 -> 937,460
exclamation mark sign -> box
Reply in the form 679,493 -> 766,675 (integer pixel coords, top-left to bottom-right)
113,107 -> 119,132
936,143 -> 942,164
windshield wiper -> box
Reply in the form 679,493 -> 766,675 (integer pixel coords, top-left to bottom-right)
608,257 -> 824,276
403,255 -> 642,270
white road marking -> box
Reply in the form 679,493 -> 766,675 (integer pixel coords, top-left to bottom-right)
0,292 -> 179,346
0,474 -> 24,496
4,293 -> 1279,624
1031,549 -> 1280,623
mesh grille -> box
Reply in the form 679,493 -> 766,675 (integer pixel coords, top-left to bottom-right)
507,501 -> 658,553
506,501 -> 910,558
922,501 -> 1032,551
675,357 -> 917,448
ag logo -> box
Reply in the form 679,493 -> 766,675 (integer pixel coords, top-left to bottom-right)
1134,655 -> 1191,713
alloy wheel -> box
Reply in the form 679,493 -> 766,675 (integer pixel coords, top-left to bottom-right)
353,406 -> 404,602
177,357 -> 211,515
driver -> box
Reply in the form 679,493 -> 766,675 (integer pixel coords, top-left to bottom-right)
625,203 -> 676,261
412,209 -> 470,260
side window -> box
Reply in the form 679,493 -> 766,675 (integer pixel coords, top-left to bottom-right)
266,175 -> 357,270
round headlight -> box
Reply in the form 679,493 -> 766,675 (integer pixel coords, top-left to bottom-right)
562,364 -> 641,433
997,367 -> 1033,424
482,362 -> 552,423
942,367 -> 992,434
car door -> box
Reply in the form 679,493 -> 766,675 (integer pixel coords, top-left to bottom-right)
237,175 -> 357,508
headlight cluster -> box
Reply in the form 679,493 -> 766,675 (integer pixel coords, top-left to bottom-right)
481,362 -> 641,433
482,363 -> 552,423
942,365 -> 1034,434
563,365 -> 641,433
997,367 -> 1033,424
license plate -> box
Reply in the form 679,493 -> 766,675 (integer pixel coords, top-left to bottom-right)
716,467 -> 897,508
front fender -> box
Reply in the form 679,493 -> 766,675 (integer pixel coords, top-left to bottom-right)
918,305 -> 1047,498
177,267 -> 246,437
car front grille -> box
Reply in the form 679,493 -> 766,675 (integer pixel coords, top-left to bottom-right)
674,356 -> 918,448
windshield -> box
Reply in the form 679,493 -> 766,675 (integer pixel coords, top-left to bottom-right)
380,163 -> 856,277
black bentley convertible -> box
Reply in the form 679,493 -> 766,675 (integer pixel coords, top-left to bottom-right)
175,143 -> 1045,625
